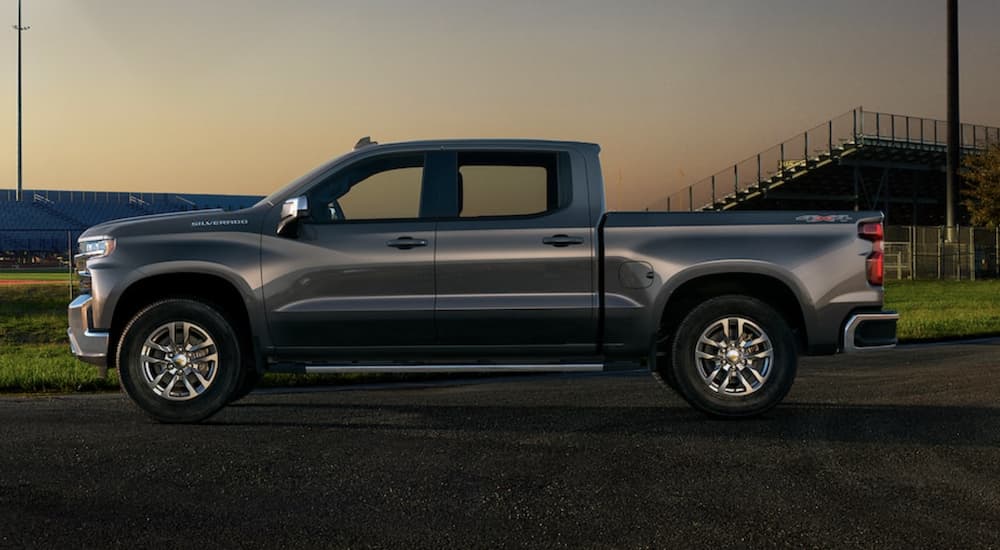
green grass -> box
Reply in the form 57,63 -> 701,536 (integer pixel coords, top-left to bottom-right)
0,285 -> 74,347
0,344 -> 118,393
0,285 -> 108,392
885,280 -> 1000,341
0,280 -> 998,394
0,270 -> 73,281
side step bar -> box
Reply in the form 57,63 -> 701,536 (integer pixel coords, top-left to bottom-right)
269,363 -> 630,374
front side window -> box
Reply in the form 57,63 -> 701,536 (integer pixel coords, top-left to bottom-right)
308,154 -> 424,222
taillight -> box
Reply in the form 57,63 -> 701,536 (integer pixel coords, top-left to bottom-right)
859,222 -> 884,286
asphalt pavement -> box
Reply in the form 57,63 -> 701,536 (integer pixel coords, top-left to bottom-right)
2,339 -> 999,549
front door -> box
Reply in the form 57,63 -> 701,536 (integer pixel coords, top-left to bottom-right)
262,152 -> 437,356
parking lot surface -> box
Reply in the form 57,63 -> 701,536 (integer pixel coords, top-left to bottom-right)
2,339 -> 999,548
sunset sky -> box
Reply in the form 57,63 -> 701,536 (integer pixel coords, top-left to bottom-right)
1,0 -> 998,210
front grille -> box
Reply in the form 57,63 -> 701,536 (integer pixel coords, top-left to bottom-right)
75,254 -> 92,295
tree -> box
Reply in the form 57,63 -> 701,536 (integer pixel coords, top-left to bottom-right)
962,144 -> 1000,227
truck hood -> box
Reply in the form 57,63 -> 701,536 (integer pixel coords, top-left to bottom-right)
79,208 -> 260,240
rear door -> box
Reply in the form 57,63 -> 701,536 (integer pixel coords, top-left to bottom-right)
262,152 -> 440,356
432,149 -> 598,355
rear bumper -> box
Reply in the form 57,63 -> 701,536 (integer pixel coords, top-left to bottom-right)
842,311 -> 898,353
68,294 -> 109,366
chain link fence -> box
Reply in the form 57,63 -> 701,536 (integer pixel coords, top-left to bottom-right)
885,226 -> 1000,281
0,230 -> 78,298
0,229 -> 77,266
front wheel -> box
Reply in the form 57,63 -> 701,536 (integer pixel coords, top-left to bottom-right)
228,368 -> 262,403
116,299 -> 242,423
667,295 -> 797,418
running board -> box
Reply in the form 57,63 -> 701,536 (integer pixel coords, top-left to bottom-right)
270,363 -> 610,374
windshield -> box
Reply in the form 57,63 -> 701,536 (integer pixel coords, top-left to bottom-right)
254,150 -> 354,208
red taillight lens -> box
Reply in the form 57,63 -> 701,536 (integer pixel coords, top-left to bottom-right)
858,222 -> 883,242
859,222 -> 884,286
866,250 -> 884,286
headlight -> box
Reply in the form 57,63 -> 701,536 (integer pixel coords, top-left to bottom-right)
77,236 -> 116,259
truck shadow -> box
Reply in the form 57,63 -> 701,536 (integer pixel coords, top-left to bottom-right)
219,400 -> 1000,447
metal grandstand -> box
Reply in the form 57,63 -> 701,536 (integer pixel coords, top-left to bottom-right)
0,190 -> 261,256
650,107 -> 1000,225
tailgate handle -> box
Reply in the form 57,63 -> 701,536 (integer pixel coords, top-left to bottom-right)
386,237 -> 428,250
543,235 -> 584,247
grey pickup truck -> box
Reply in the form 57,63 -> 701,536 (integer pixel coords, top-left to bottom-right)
69,138 -> 897,423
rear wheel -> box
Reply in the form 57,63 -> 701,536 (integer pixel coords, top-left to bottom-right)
651,329 -> 679,393
117,299 -> 242,423
667,295 -> 797,418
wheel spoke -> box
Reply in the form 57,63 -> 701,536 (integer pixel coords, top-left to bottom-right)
171,323 -> 183,349
744,336 -> 767,348
717,369 -> 732,393
738,369 -> 754,392
745,366 -> 765,383
192,370 -> 211,388
721,319 -> 731,340
151,370 -> 168,387
188,341 -> 215,353
699,335 -> 724,350
163,375 -> 179,396
182,376 -> 197,396
145,341 -> 172,354
706,365 -> 722,382
750,349 -> 773,360
141,355 -> 171,365
737,318 -> 746,341
696,350 -> 716,360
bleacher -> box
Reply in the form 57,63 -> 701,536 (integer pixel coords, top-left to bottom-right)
0,189 -> 262,255
0,202 -> 74,254
649,108 -> 1000,226
0,201 -> 69,230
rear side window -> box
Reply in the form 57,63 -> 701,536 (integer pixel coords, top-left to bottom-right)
456,152 -> 567,218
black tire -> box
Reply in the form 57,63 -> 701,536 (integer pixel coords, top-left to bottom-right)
228,368 -> 262,403
668,295 -> 797,418
117,299 -> 242,423
651,330 -> 679,393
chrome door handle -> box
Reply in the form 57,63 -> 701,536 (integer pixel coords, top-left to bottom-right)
542,235 -> 584,247
386,237 -> 428,250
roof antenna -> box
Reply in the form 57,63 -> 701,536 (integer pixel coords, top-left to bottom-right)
354,136 -> 378,150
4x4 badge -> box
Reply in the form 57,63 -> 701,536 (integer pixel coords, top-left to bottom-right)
795,214 -> 853,223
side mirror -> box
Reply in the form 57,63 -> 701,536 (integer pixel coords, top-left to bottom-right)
277,196 -> 309,237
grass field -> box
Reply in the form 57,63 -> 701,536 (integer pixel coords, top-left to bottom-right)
885,280 -> 1000,341
0,281 -> 997,393
0,285 -> 117,392
0,270 -> 73,282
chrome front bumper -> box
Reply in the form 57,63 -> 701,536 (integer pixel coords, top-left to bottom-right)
843,311 -> 899,353
68,294 -> 109,366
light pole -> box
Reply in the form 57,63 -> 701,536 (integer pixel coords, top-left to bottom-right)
945,0 -> 959,241
12,0 -> 29,202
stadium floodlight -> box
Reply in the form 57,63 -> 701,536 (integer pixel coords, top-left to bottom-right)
12,0 -> 30,202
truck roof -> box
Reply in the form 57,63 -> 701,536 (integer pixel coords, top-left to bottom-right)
355,138 -> 601,153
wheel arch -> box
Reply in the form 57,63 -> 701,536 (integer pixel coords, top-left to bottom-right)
655,268 -> 810,353
108,271 -> 263,373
